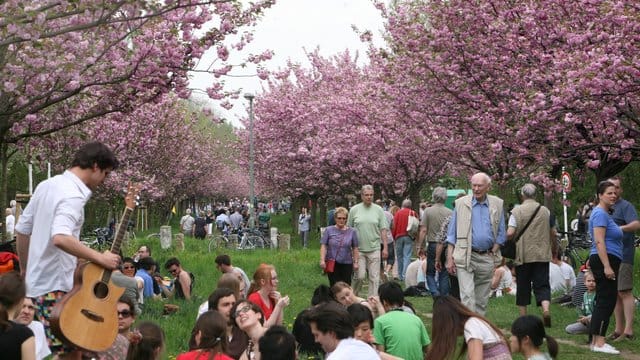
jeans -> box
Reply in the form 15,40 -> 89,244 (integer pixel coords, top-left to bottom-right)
426,242 -> 450,296
395,236 -> 413,281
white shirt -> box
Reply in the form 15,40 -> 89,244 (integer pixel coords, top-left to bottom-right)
327,338 -> 380,360
464,317 -> 502,345
28,321 -> 52,359
5,214 -> 15,233
15,170 -> 92,297
549,262 -> 576,293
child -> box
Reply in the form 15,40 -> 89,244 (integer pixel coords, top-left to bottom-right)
510,315 -> 559,359
346,303 -> 401,360
565,270 -> 596,335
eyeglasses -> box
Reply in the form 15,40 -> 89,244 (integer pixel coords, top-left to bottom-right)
234,305 -> 252,318
123,265 -> 135,270
117,310 -> 132,318
335,217 -> 347,220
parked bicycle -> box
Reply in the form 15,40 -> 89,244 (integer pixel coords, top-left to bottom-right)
81,227 -> 113,251
556,230 -> 592,269
208,232 -> 240,252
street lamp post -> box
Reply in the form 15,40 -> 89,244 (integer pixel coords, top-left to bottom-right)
244,93 -> 255,229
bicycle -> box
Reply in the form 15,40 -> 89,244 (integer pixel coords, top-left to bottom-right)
81,227 -> 113,251
208,232 -> 239,252
556,230 -> 591,269
236,227 -> 273,250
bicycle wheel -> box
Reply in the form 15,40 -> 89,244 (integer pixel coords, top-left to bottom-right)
240,236 -> 259,250
209,235 -> 223,252
227,234 -> 239,248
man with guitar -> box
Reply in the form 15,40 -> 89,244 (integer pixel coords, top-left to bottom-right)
15,141 -> 121,358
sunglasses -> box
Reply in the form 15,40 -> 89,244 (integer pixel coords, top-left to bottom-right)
234,305 -> 252,318
335,217 -> 347,220
122,265 -> 135,270
169,267 -> 179,274
117,310 -> 133,318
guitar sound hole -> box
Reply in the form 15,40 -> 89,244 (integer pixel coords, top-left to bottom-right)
93,282 -> 109,299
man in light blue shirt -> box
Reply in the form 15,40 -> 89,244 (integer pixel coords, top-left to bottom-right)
445,172 -> 505,315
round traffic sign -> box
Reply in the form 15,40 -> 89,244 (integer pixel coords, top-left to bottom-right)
561,171 -> 572,192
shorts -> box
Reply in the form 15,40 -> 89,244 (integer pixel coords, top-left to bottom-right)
617,263 -> 634,291
35,290 -> 74,355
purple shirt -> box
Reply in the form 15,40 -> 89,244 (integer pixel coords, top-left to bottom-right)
321,226 -> 359,264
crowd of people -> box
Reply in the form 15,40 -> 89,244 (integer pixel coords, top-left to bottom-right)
0,141 -> 638,360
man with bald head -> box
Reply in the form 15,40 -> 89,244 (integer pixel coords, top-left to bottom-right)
446,172 -> 506,315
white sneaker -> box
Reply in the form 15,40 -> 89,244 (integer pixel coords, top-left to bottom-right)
591,343 -> 620,354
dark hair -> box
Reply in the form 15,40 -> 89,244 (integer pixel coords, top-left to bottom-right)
208,287 -> 236,311
428,296 -> 505,359
303,302 -> 354,340
346,303 -> 373,328
311,284 -> 333,306
138,257 -> 156,271
118,295 -> 135,316
188,311 -> 228,356
378,281 -> 404,306
0,272 -> 25,333
597,180 -> 616,195
71,141 -> 119,170
138,245 -> 151,256
122,257 -> 137,270
126,321 -> 165,360
164,257 -> 181,270
511,315 -> 558,358
259,325 -> 296,360
215,254 -> 231,266
231,300 -> 264,328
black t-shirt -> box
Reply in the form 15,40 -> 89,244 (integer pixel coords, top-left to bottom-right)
0,321 -> 34,360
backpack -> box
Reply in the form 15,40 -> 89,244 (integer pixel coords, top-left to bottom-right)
216,219 -> 225,230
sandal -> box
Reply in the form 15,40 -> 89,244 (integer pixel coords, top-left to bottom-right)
607,332 -> 621,341
613,333 -> 635,342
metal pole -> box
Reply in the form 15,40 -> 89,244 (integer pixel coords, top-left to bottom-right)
244,93 -> 255,229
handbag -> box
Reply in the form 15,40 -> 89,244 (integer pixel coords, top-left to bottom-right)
324,259 -> 336,273
406,210 -> 420,237
501,204 -> 541,259
324,233 -> 346,274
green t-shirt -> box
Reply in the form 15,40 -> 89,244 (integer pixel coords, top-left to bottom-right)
258,211 -> 270,228
373,310 -> 430,360
347,203 -> 388,252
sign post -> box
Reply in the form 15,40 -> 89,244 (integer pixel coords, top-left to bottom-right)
561,168 -> 572,241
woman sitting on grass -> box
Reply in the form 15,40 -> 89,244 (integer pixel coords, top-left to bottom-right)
510,315 -> 558,359
247,264 -> 289,324
428,296 -> 512,360
178,310 -> 233,360
126,321 -> 165,360
331,281 -> 384,317
232,300 -> 268,360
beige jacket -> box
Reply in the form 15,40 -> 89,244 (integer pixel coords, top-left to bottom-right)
452,194 -> 504,269
510,199 -> 552,266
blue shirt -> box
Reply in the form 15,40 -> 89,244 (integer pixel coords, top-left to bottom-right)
589,207 -> 623,260
610,199 -> 639,264
136,270 -> 155,298
446,197 -> 506,250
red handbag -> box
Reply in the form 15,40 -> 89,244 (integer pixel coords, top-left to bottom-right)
324,259 -> 336,273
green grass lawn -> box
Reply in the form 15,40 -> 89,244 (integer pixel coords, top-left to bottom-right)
129,214 -> 639,360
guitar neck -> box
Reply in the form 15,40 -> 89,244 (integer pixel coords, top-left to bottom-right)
110,207 -> 133,255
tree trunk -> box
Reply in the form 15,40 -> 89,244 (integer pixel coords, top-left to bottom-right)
318,198 -> 328,227
0,142 -> 6,238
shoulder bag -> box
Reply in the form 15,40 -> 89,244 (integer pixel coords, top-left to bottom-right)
501,204 -> 541,260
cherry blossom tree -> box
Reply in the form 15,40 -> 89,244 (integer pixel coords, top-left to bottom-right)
0,0 -> 275,205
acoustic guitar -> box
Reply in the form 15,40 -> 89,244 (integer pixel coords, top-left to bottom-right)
50,183 -> 140,352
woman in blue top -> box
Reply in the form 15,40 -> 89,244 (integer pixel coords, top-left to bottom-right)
320,207 -> 359,286
588,180 -> 623,354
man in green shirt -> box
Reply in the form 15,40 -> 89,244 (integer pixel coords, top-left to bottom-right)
348,184 -> 388,297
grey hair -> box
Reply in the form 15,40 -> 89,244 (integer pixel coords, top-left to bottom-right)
521,183 -> 537,198
432,187 -> 447,203
361,184 -> 374,192
471,172 -> 492,185
401,199 -> 412,208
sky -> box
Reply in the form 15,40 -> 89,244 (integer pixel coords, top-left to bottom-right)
188,0 -> 386,126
